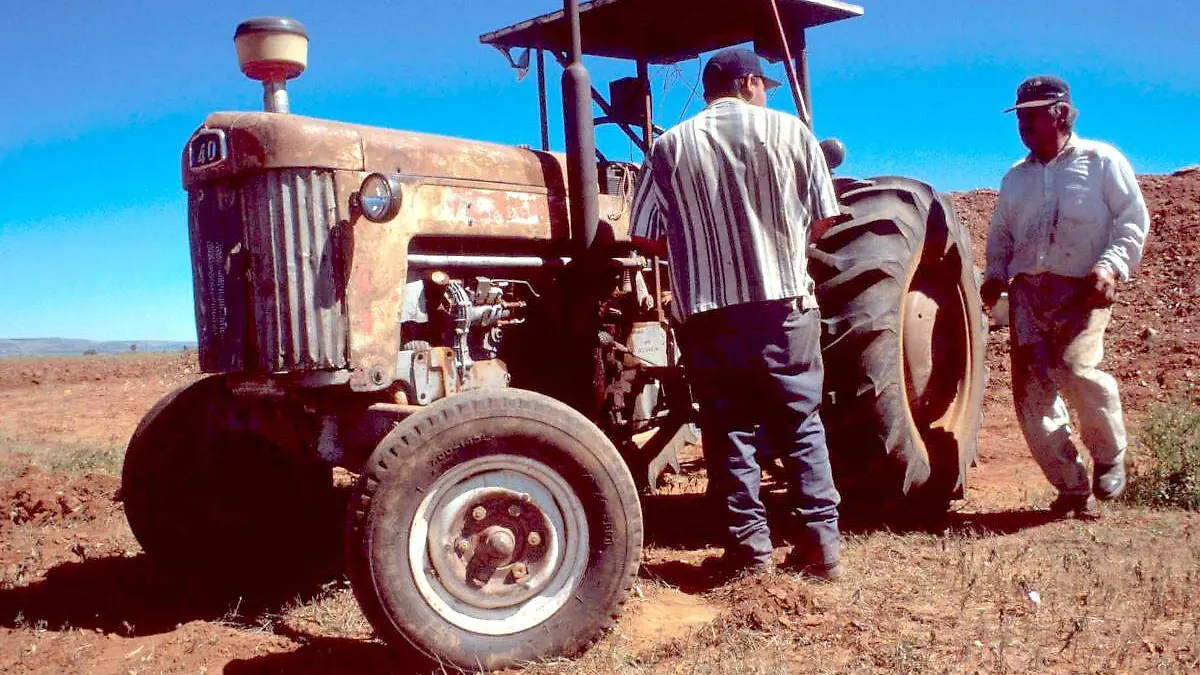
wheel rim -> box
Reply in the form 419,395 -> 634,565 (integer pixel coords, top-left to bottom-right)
902,271 -> 970,429
408,454 -> 589,635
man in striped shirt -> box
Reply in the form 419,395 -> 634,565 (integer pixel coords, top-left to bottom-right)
630,47 -> 842,581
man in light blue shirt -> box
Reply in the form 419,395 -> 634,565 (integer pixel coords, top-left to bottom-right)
983,76 -> 1150,519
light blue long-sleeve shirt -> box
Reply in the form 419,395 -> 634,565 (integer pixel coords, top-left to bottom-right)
985,134 -> 1150,283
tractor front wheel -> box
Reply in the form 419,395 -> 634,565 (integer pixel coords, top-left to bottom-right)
121,376 -> 338,572
346,388 -> 642,671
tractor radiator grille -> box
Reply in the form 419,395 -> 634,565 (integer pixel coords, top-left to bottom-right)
190,169 -> 348,373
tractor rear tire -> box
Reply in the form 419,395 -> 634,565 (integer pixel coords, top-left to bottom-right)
810,177 -> 985,520
346,388 -> 642,671
121,376 -> 338,573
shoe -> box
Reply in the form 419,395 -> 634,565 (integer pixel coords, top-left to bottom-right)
800,561 -> 843,582
1093,461 -> 1127,501
780,551 -> 842,583
1075,495 -> 1102,520
1049,493 -> 1101,521
701,552 -> 775,582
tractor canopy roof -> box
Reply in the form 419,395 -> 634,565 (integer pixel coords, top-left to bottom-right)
480,0 -> 863,65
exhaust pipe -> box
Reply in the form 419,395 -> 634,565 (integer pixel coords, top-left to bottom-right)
561,0 -> 600,257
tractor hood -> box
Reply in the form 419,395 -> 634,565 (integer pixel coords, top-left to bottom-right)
182,112 -> 566,192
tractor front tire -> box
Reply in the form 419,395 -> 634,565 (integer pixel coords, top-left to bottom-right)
121,376 -> 338,572
346,388 -> 643,671
811,177 -> 986,520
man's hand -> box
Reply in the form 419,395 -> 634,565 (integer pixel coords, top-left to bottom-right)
980,278 -> 1008,308
631,235 -> 668,259
809,214 -> 853,243
1087,265 -> 1117,308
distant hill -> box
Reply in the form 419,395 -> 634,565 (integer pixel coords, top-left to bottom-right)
0,338 -> 196,357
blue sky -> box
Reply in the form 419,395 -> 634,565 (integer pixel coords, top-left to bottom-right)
0,0 -> 1196,341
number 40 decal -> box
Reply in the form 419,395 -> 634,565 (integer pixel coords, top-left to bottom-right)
189,130 -> 227,170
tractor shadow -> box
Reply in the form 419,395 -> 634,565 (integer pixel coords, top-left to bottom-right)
0,543 -> 477,675
0,542 -> 343,638
223,627 -> 431,675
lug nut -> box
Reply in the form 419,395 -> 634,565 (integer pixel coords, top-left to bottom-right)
454,539 -> 470,555
508,504 -> 522,517
471,506 -> 487,521
511,562 -> 528,580
527,532 -> 542,546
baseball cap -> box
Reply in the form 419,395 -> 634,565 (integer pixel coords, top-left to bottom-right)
702,48 -> 782,95
1004,75 -> 1071,113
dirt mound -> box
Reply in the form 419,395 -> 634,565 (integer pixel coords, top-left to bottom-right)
951,172 -> 1200,412
3,467 -> 121,529
716,571 -> 829,631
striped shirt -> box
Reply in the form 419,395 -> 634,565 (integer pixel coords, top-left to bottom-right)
629,97 -> 839,321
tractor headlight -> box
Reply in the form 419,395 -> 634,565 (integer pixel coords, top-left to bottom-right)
358,173 -> 403,222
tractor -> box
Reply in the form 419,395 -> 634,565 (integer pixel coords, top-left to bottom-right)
121,0 -> 985,669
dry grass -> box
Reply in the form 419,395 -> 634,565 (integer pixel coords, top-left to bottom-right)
0,434 -> 125,480
3,353 -> 1198,673
0,443 -> 125,479
501,509 -> 1200,675
276,579 -> 375,640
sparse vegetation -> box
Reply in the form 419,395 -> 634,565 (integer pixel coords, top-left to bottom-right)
1124,394 -> 1200,511
276,579 -> 374,639
515,519 -> 1200,674
0,440 -> 124,479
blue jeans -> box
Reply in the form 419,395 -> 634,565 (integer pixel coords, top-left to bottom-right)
680,299 -> 841,567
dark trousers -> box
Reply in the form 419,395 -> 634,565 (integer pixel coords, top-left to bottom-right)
680,299 -> 841,567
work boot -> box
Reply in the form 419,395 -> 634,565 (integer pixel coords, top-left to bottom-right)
780,551 -> 842,583
701,552 -> 775,583
1049,493 -> 1101,521
1093,461 -> 1127,501
799,561 -> 843,583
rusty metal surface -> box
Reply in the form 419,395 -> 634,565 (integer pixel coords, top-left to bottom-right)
186,112 -> 569,192
184,112 -> 364,189
339,182 -> 410,390
409,182 -> 564,240
184,112 -> 635,387
394,347 -> 460,405
464,359 -> 512,391
358,123 -> 566,190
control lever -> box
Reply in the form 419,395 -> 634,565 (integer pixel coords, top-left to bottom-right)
597,331 -> 657,367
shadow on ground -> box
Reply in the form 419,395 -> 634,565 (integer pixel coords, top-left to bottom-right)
946,508 -> 1060,535
224,626 -> 436,675
0,461 -> 1063,672
640,484 -> 1063,593
0,547 -> 342,636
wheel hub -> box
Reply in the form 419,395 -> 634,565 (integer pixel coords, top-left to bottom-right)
903,287 -> 939,414
903,273 -> 969,428
408,454 -> 590,635
426,486 -> 561,610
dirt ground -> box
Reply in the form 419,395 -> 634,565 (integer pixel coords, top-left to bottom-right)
1,173 -> 1197,674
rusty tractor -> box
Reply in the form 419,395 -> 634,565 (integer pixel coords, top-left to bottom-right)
121,0 -> 985,669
